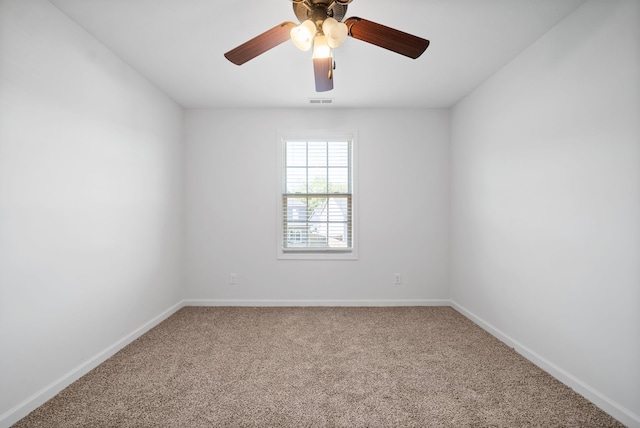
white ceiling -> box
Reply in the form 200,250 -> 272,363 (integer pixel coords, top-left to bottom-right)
48,0 -> 586,109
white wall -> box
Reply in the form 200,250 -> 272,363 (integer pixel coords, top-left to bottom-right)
2,0 -> 636,425
450,1 -> 640,425
0,0 -> 184,423
185,108 -> 450,304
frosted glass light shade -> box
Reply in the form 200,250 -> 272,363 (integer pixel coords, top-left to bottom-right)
322,17 -> 348,48
290,20 -> 317,51
312,35 -> 331,59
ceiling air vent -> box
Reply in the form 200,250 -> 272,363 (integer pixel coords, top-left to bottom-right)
309,98 -> 334,105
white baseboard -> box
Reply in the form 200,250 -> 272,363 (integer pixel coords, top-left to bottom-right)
450,300 -> 640,428
0,301 -> 185,428
183,299 -> 451,307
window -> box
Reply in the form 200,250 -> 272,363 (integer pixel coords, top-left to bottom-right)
278,132 -> 357,260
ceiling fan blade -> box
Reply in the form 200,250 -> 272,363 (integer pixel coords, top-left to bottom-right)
313,57 -> 334,92
224,21 -> 297,65
344,17 -> 429,59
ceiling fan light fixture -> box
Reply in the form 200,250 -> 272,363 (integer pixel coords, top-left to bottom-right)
225,0 -> 431,92
322,17 -> 348,48
312,35 -> 331,59
290,19 -> 317,51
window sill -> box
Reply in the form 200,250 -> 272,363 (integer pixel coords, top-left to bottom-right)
278,248 -> 359,261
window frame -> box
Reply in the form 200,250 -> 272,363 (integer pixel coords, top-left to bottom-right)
277,130 -> 358,260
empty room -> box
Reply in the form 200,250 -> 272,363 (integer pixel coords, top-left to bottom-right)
1,0 -> 638,426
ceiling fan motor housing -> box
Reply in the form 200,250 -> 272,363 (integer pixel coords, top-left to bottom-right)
292,0 -> 350,25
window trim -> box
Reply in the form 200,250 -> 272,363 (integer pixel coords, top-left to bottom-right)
277,129 -> 358,260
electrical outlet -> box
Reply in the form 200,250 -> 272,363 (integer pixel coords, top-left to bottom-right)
394,273 -> 401,285
230,273 -> 237,285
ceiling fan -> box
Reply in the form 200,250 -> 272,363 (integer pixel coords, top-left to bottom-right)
224,0 -> 430,92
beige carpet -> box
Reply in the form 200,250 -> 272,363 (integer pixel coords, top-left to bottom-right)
14,307 -> 624,427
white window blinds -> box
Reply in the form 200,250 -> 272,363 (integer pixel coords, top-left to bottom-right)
282,139 -> 353,251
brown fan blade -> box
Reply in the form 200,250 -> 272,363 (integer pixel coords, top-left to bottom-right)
224,21 -> 297,65
344,17 -> 429,59
313,57 -> 334,92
